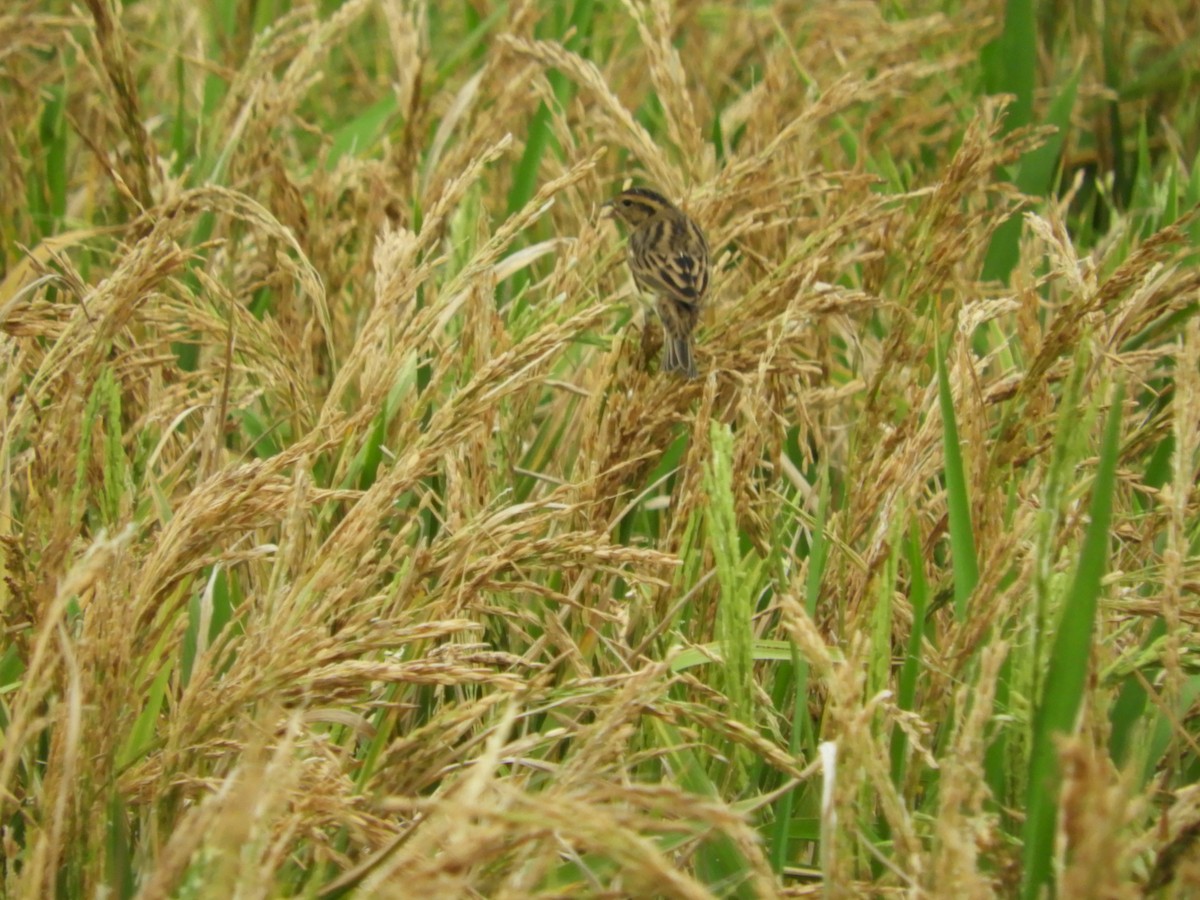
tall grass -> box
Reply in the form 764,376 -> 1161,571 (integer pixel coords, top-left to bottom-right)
2,0 -> 1199,896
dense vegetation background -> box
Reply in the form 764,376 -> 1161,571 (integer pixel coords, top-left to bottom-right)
2,0 -> 1199,896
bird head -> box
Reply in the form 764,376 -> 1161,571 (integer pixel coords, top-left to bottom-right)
603,187 -> 676,228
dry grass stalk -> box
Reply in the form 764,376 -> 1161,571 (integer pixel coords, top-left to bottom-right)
2,0 -> 1198,895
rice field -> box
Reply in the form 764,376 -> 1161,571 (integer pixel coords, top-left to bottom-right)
2,1 -> 1199,896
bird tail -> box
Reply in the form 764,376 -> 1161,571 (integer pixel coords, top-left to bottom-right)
656,297 -> 700,379
664,334 -> 698,379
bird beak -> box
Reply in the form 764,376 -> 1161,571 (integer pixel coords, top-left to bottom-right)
600,199 -> 614,219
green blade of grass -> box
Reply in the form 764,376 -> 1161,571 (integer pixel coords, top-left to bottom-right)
105,788 -> 134,900
981,69 -> 1078,284
770,460 -> 830,872
935,332 -> 979,617
1021,381 -> 1124,899
1107,619 -> 1164,767
325,96 -> 397,171
705,422 -> 754,731
117,661 -> 173,770
356,406 -> 388,491
982,0 -> 1035,129
890,518 -> 929,783
506,2 -> 593,217
38,83 -> 69,233
99,366 -> 127,526
651,718 -> 757,898
1101,1 -> 1130,209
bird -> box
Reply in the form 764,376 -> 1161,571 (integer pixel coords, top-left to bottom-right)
604,186 -> 710,379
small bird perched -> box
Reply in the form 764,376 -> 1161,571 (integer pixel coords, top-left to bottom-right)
604,186 -> 710,379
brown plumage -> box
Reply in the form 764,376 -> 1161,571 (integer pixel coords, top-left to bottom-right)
604,187 -> 710,379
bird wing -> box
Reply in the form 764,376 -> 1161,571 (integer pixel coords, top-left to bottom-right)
633,217 -> 709,304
